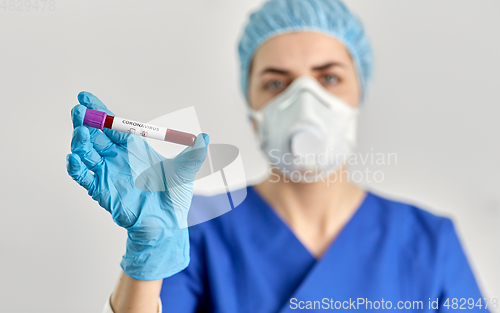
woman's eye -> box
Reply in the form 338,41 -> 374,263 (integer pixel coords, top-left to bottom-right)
322,74 -> 339,85
264,80 -> 286,90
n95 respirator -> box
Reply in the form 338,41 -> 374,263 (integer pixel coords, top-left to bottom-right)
248,76 -> 359,183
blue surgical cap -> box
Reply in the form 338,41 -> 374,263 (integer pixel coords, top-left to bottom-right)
238,0 -> 374,104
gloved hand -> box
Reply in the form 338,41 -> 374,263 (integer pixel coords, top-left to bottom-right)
66,91 -> 209,280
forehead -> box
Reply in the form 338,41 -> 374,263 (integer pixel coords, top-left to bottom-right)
251,31 -> 353,72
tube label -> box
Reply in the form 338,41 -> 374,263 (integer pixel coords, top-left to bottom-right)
111,117 -> 167,141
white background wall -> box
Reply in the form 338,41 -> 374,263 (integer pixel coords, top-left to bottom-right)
0,0 -> 498,312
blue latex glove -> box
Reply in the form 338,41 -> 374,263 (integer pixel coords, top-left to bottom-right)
66,91 -> 209,280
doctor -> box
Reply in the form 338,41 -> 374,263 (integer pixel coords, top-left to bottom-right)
66,0 -> 487,312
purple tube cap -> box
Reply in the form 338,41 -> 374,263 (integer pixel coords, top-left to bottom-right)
83,109 -> 107,130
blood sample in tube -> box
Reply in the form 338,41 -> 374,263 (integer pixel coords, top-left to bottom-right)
83,109 -> 197,147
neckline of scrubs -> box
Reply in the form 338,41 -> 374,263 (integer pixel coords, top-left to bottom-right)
246,185 -> 373,262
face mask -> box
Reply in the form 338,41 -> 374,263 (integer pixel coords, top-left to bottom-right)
248,76 -> 359,183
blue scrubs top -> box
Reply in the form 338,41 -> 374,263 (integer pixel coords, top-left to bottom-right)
160,186 -> 487,312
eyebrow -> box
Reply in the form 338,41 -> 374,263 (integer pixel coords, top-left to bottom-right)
259,61 -> 345,76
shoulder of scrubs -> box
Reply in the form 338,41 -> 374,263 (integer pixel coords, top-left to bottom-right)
160,190 -> 236,312
101,295 -> 162,313
369,192 -> 486,304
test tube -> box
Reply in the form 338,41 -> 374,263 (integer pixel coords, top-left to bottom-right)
83,109 -> 197,146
